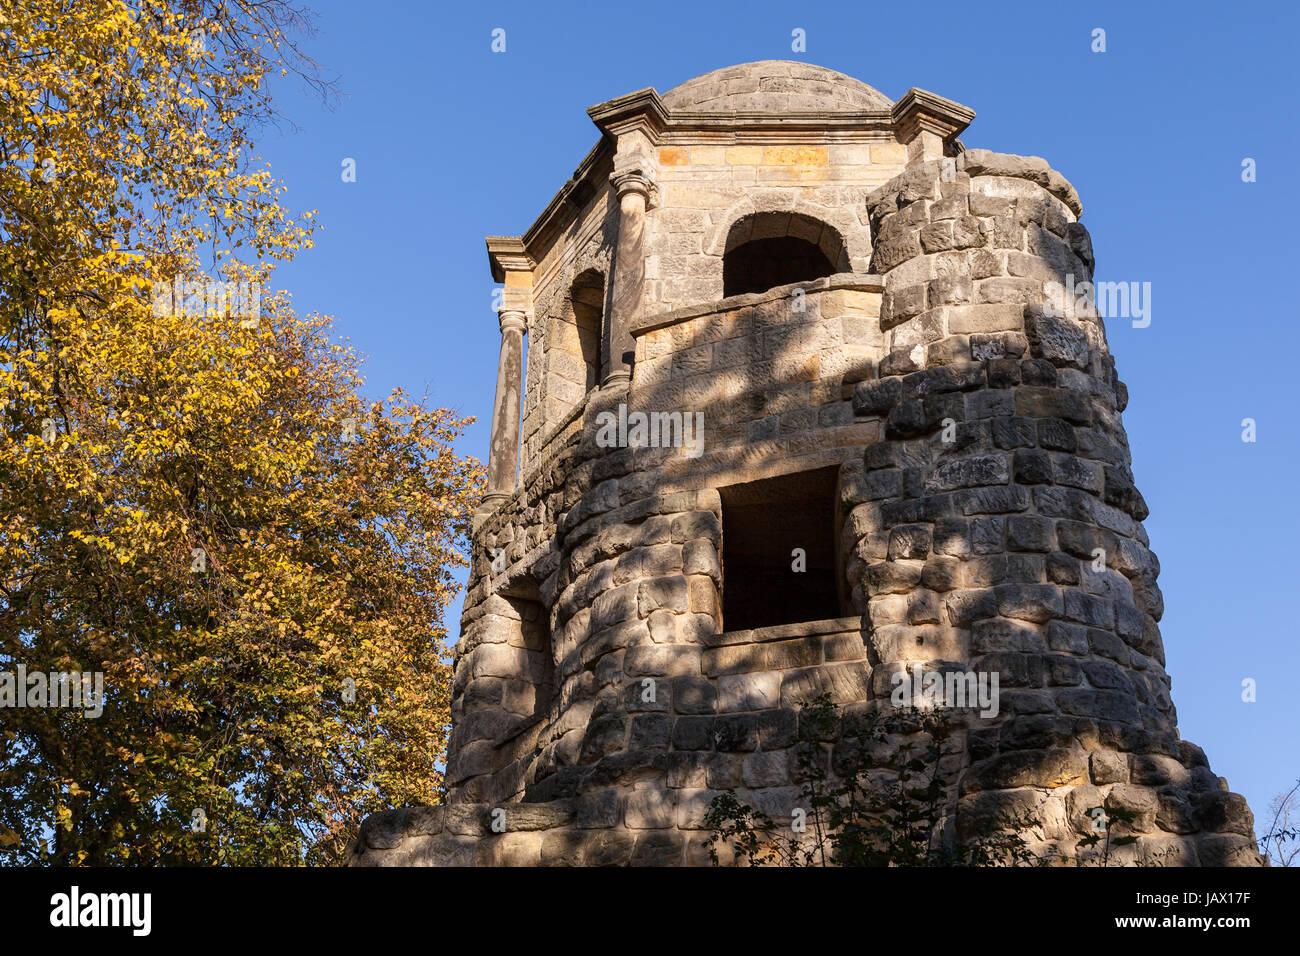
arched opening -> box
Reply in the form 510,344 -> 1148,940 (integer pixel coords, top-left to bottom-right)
547,269 -> 605,416
724,237 -> 835,297
722,213 -> 846,298
569,270 -> 604,391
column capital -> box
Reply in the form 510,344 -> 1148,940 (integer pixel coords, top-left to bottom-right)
610,168 -> 657,208
497,309 -> 527,334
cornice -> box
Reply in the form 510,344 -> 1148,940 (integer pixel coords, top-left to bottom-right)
485,236 -> 534,283
489,80 -> 974,279
891,87 -> 976,144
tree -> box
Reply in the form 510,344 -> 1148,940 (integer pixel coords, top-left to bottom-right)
0,0 -> 483,864
1260,780 -> 1300,867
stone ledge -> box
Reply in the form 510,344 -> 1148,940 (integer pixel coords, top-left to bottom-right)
632,272 -> 884,337
705,615 -> 863,648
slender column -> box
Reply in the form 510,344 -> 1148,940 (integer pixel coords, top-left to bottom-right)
483,309 -> 526,508
603,169 -> 655,388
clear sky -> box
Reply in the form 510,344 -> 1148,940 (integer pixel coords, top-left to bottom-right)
256,0 -> 1299,835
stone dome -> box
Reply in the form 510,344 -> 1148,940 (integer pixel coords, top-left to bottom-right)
661,60 -> 893,113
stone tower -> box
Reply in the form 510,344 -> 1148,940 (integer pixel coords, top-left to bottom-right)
348,62 -> 1260,867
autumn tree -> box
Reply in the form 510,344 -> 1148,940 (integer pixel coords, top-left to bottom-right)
0,0 -> 483,864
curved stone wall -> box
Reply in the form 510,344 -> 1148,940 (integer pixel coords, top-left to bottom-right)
842,150 -> 1256,865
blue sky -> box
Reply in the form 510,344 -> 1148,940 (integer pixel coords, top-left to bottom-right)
258,0 -> 1299,833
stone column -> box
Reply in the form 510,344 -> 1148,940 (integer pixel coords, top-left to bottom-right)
603,168 -> 655,388
483,309 -> 526,510
480,238 -> 534,521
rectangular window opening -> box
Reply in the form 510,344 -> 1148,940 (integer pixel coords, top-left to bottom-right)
500,582 -> 555,723
719,466 -> 843,632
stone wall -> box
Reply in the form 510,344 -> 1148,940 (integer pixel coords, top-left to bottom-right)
522,165 -> 616,469
446,277 -> 884,807
646,143 -> 905,311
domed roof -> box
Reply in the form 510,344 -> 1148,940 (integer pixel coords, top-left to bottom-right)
662,60 -> 893,113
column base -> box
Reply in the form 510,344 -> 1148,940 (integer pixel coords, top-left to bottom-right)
474,492 -> 512,530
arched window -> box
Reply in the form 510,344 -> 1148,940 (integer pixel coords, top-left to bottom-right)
569,270 -> 604,391
548,269 -> 605,405
722,212 -> 847,298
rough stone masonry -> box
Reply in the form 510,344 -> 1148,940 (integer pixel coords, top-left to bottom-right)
347,62 -> 1260,867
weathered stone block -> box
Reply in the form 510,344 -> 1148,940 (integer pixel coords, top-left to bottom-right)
625,789 -> 676,829
717,672 -> 780,711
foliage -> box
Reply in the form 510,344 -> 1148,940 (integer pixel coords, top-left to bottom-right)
0,0 -> 483,864
1074,805 -> 1139,866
